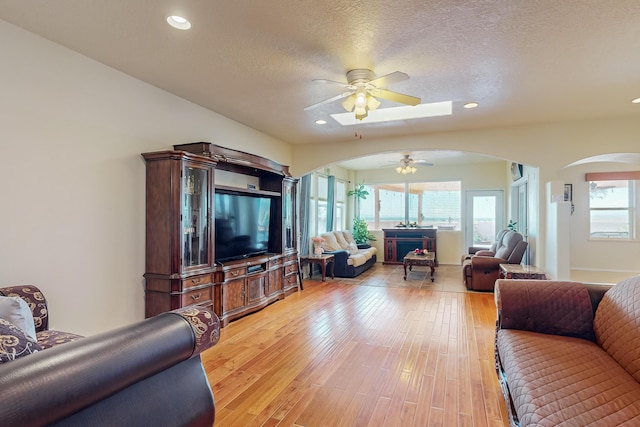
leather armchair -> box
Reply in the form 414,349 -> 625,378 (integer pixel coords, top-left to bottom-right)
0,284 -> 221,426
462,230 -> 528,291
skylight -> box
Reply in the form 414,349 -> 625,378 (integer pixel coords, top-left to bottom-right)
330,101 -> 452,126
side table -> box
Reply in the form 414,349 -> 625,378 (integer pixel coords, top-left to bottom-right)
300,254 -> 335,282
499,264 -> 546,280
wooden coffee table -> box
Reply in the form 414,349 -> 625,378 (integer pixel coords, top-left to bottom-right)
403,251 -> 436,281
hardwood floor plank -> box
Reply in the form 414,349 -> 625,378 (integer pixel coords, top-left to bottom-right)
202,264 -> 509,426
404,344 -> 427,403
365,396 -> 392,426
337,392 -> 367,427
414,374 -> 434,425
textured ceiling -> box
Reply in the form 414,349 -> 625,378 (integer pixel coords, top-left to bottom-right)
1,0 -> 639,153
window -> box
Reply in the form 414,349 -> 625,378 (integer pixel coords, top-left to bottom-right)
589,180 -> 634,239
378,184 -> 406,228
358,181 -> 462,230
413,181 -> 461,230
309,172 -> 348,236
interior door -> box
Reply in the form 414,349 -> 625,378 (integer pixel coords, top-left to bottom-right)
464,190 -> 504,250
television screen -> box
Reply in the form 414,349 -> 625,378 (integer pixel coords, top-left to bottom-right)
215,192 -> 272,262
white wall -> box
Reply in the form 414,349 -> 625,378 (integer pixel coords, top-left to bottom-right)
0,20 -> 291,335
545,181 -> 572,280
559,161 -> 640,278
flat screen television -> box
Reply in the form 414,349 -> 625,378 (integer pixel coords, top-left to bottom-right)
214,191 -> 272,262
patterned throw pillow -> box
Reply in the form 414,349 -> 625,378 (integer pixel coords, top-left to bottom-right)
0,318 -> 42,363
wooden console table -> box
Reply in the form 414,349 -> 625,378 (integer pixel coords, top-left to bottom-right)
403,251 -> 436,281
300,254 -> 335,282
499,264 -> 546,280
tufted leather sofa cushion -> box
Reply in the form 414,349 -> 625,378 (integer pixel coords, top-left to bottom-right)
497,328 -> 640,426
496,279 -> 595,340
594,275 -> 640,382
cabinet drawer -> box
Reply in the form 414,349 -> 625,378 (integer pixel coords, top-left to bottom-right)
181,286 -> 213,307
183,274 -> 212,290
269,257 -> 284,269
225,267 -> 247,280
286,254 -> 298,263
284,274 -> 298,286
284,263 -> 298,275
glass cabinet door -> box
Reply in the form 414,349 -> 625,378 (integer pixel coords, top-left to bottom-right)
182,165 -> 210,269
283,178 -> 297,251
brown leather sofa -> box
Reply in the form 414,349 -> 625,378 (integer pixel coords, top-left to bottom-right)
462,229 -> 528,291
495,276 -> 640,426
0,285 -> 221,426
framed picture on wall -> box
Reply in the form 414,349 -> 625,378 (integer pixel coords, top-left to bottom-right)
564,184 -> 573,202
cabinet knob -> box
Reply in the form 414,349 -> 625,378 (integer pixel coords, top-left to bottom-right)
231,270 -> 240,277
190,292 -> 202,301
191,278 -> 201,285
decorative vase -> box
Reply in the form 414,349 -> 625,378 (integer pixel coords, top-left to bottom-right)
314,245 -> 323,255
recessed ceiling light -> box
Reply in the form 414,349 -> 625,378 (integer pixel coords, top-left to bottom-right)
632,97 -> 640,104
464,102 -> 479,109
315,119 -> 327,125
167,15 -> 191,30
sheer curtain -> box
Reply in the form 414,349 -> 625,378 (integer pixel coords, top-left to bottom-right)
299,174 -> 311,255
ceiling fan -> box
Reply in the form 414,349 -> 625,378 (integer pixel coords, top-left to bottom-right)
304,69 -> 421,120
395,154 -> 433,174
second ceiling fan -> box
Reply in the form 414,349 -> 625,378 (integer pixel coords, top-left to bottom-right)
304,69 -> 421,120
395,154 -> 433,174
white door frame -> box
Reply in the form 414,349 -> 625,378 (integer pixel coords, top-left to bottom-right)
511,178 -> 529,263
464,190 -> 505,250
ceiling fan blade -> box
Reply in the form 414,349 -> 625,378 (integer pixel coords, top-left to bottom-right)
341,94 -> 356,112
368,71 -> 409,88
304,91 -> 354,111
414,160 -> 434,166
369,88 -> 421,106
312,78 -> 355,90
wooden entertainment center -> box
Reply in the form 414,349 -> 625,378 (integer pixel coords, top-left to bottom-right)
142,143 -> 299,327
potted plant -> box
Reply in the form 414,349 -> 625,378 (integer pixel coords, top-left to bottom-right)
347,182 -> 369,214
348,182 -> 376,245
352,218 -> 376,244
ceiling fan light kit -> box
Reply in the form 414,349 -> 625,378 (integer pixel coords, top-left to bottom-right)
396,154 -> 428,174
396,165 -> 417,174
305,68 -> 421,121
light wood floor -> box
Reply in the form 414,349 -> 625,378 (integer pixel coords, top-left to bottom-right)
201,263 -> 509,426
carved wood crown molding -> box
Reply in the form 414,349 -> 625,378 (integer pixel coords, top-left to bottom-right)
174,142 -> 291,177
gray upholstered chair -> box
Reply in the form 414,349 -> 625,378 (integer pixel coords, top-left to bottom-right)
462,230 -> 528,291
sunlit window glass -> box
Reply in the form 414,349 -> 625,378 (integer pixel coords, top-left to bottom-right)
589,180 -> 632,239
